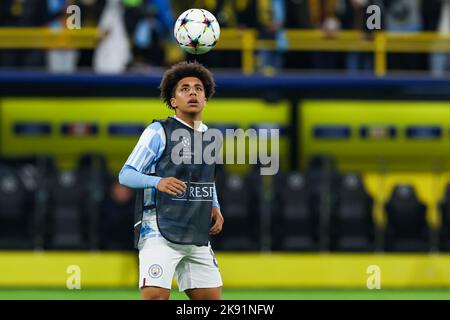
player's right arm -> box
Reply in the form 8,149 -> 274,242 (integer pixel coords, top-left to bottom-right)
118,122 -> 186,196
155,177 -> 186,196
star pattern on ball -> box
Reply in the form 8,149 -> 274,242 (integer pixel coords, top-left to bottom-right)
174,8 -> 220,54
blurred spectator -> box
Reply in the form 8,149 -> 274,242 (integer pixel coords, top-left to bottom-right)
0,0 -> 51,69
224,0 -> 259,68
0,0 -> 446,74
93,0 -> 131,73
122,0 -> 174,70
100,179 -> 135,250
180,0 -> 242,68
234,0 -> 259,28
384,0 -> 422,32
308,0 -> 343,71
310,0 -> 341,36
384,0 -> 426,72
423,0 -> 450,77
283,0 -> 313,70
178,0 -> 259,69
339,0 -> 374,74
47,0 -> 79,73
0,0 -> 105,72
195,0 -> 235,27
285,0 -> 312,29
76,0 -> 106,71
256,0 -> 287,75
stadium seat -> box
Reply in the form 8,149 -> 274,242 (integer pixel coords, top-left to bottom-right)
0,156 -> 57,249
76,153 -> 109,250
439,184 -> 450,251
305,155 -> 341,251
0,162 -> 33,249
384,184 -> 430,252
32,156 -> 58,250
247,165 -> 272,250
272,171 -> 319,251
99,176 -> 135,250
331,173 -> 375,252
212,167 -> 260,251
46,153 -> 109,250
46,169 -> 88,249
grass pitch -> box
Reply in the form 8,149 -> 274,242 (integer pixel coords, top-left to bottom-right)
0,289 -> 449,300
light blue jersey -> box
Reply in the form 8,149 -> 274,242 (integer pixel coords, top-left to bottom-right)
119,116 -> 220,245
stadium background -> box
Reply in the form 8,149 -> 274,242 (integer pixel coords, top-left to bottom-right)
1,0 -> 450,300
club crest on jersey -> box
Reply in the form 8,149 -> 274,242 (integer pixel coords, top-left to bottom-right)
148,264 -> 163,278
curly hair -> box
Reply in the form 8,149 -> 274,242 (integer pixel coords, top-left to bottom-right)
159,61 -> 216,110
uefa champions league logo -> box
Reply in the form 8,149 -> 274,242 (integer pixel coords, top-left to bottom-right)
180,136 -> 192,159
181,137 -> 190,148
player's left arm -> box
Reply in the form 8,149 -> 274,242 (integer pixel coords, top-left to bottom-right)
210,183 -> 224,235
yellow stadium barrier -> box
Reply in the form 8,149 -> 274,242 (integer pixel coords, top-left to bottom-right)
1,251 -> 450,289
0,27 -> 101,49
0,28 -> 449,76
218,29 -> 450,76
363,172 -> 450,229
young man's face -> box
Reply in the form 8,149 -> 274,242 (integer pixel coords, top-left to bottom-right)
170,77 -> 207,114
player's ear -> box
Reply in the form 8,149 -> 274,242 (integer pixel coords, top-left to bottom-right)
170,97 -> 177,108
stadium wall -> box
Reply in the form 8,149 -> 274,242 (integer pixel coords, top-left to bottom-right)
0,98 -> 290,174
301,100 -> 450,172
1,252 -> 450,289
3,97 -> 450,174
3,97 -> 450,228
2,75 -> 450,290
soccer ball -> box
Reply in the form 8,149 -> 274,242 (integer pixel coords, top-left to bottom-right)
174,8 -> 220,55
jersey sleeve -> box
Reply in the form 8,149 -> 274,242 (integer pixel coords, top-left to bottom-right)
212,183 -> 220,208
119,122 -> 166,189
118,165 -> 162,189
123,122 -> 165,173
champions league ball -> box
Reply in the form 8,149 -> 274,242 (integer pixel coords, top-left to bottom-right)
174,8 -> 220,55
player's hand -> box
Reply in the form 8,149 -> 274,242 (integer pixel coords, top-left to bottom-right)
210,207 -> 224,235
157,177 -> 186,196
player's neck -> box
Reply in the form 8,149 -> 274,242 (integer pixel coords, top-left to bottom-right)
174,112 -> 202,130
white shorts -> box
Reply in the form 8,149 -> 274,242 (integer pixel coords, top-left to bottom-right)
138,237 -> 222,292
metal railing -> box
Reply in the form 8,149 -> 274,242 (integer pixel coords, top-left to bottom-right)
0,27 -> 100,49
1,27 -> 450,76
217,29 -> 450,76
